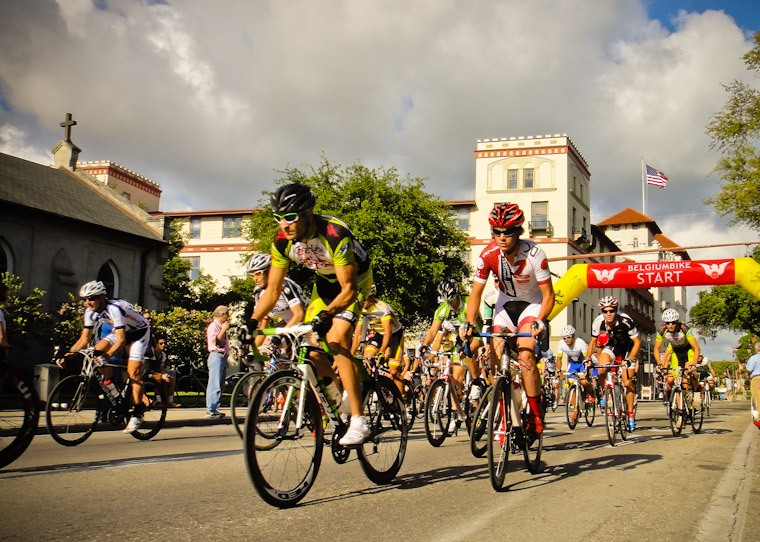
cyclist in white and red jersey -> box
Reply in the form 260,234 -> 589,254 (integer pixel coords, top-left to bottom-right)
586,296 -> 641,431
464,203 -> 555,437
63,281 -> 151,433
248,183 -> 373,446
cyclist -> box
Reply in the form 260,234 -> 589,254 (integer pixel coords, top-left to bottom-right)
247,183 -> 373,446
654,308 -> 701,406
351,284 -> 406,395
246,252 -> 308,354
695,353 -> 717,401
556,325 -> 595,407
419,277 -> 483,431
540,348 -> 560,406
62,281 -> 151,433
745,342 -> 760,429
586,296 -> 641,431
464,203 -> 555,438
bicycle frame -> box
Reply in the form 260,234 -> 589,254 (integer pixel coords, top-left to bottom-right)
425,351 -> 467,420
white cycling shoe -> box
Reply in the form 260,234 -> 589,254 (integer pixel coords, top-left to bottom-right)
339,416 -> 370,446
123,416 -> 143,434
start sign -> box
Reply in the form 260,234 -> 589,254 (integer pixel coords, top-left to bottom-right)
586,260 -> 735,288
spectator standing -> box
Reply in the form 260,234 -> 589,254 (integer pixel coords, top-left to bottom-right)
205,305 -> 230,419
725,374 -> 733,403
745,342 -> 760,429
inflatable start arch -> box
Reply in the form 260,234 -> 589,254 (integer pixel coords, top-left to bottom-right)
549,257 -> 760,321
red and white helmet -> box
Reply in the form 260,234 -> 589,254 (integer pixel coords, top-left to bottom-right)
598,296 -> 618,310
489,203 -> 525,228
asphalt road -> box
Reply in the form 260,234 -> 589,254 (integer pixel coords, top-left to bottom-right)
1,401 -> 757,542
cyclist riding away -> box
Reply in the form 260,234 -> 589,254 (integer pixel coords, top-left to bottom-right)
247,183 -> 373,446
654,308 -> 700,406
351,283 -> 407,395
540,348 -> 561,407
464,203 -> 555,438
62,281 -> 151,433
695,353 -> 717,400
419,277 -> 483,431
556,325 -> 595,406
586,296 -> 641,431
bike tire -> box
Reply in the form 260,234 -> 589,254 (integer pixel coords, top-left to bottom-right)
358,376 -> 408,484
244,370 -> 323,509
176,374 -> 203,408
691,402 -> 704,434
486,376 -> 511,491
464,378 -> 488,435
617,386 -> 628,441
230,371 -> 266,439
469,385 -> 492,458
0,364 -> 39,469
401,380 -> 416,432
604,387 -> 616,446
669,390 -> 684,437
566,384 -> 579,430
131,380 -> 168,441
46,374 -> 99,446
585,391 -> 596,427
424,379 -> 450,447
413,384 -> 425,419
521,407 -> 543,474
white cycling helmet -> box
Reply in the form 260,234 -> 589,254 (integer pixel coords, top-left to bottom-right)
560,325 -> 576,338
598,296 -> 618,309
79,281 -> 107,298
662,308 -> 681,323
245,253 -> 272,274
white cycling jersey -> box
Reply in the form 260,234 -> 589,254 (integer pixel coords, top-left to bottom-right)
557,337 -> 589,365
252,277 -> 308,325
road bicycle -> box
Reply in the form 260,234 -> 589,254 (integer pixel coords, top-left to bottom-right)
597,362 -> 630,446
697,374 -> 713,417
230,343 -> 278,439
667,366 -> 702,436
364,356 -> 421,432
542,373 -> 559,412
422,349 -> 487,446
171,358 -> 207,408
243,324 -> 408,508
0,361 -> 39,469
45,347 -> 168,446
565,371 -> 595,429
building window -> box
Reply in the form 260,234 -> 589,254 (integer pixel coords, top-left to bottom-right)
614,239 -> 622,248
632,237 -> 639,248
449,208 -> 469,230
223,216 -> 242,238
121,192 -> 131,201
97,261 -> 119,298
524,168 -> 534,188
190,217 -> 201,239
632,223 -> 639,230
612,224 -> 620,231
0,238 -> 13,275
508,169 -> 518,189
183,256 -> 200,281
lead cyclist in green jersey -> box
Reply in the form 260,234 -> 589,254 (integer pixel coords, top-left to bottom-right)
247,183 -> 373,446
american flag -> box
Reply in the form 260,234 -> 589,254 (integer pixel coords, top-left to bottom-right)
646,164 -> 668,188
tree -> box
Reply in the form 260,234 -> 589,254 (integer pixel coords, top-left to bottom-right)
704,30 -> 760,229
245,158 -> 471,326
689,246 -> 760,340
163,221 -> 196,308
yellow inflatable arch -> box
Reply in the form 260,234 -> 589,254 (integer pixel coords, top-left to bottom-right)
549,257 -> 760,321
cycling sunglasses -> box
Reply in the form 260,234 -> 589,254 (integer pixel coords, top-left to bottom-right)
273,212 -> 299,224
492,227 -> 520,237
601,308 -> 617,314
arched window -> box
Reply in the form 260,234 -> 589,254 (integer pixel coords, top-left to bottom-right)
632,237 -> 639,248
0,237 -> 13,275
97,261 -> 119,298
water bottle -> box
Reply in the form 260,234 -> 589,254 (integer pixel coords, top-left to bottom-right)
103,378 -> 120,401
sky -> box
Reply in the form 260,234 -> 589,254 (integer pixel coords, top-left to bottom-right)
1,0 -> 759,360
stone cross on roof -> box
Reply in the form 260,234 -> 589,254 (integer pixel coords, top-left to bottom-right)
60,112 -> 77,143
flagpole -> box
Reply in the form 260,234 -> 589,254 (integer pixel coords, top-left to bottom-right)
641,158 -> 646,215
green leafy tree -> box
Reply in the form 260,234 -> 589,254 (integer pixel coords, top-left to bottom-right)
150,307 -> 212,364
163,221 -> 196,308
1,272 -> 53,350
52,293 -> 84,349
245,158 -> 471,326
704,30 -> 760,229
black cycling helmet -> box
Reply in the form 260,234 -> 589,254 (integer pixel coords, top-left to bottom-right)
437,277 -> 459,301
270,183 -> 316,214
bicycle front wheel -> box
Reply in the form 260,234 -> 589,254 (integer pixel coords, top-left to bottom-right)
669,390 -> 684,437
131,380 -> 168,441
604,387 -> 616,447
45,375 -> 99,446
691,402 -> 704,434
0,364 -> 39,469
617,387 -> 628,442
486,377 -> 511,491
464,378 -> 488,434
584,390 -> 596,427
424,379 -> 450,447
566,384 -> 579,430
401,380 -> 416,432
231,371 -> 266,439
469,384 -> 492,458
358,376 -> 408,484
244,371 -> 323,509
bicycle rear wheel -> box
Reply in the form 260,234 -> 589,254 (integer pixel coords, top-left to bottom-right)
464,378 -> 487,435
244,370 -> 323,509
401,380 -> 416,431
617,386 -> 628,442
424,379 -> 450,447
487,376 -> 511,491
358,376 -> 407,484
230,371 -> 266,439
584,391 -> 596,427
566,384 -> 579,430
669,390 -> 684,437
604,387 -> 616,446
469,384 -> 492,458
131,380 -> 168,441
176,374 -> 203,408
691,402 -> 704,434
0,364 -> 39,469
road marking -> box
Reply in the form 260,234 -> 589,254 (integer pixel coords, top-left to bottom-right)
696,423 -> 757,542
